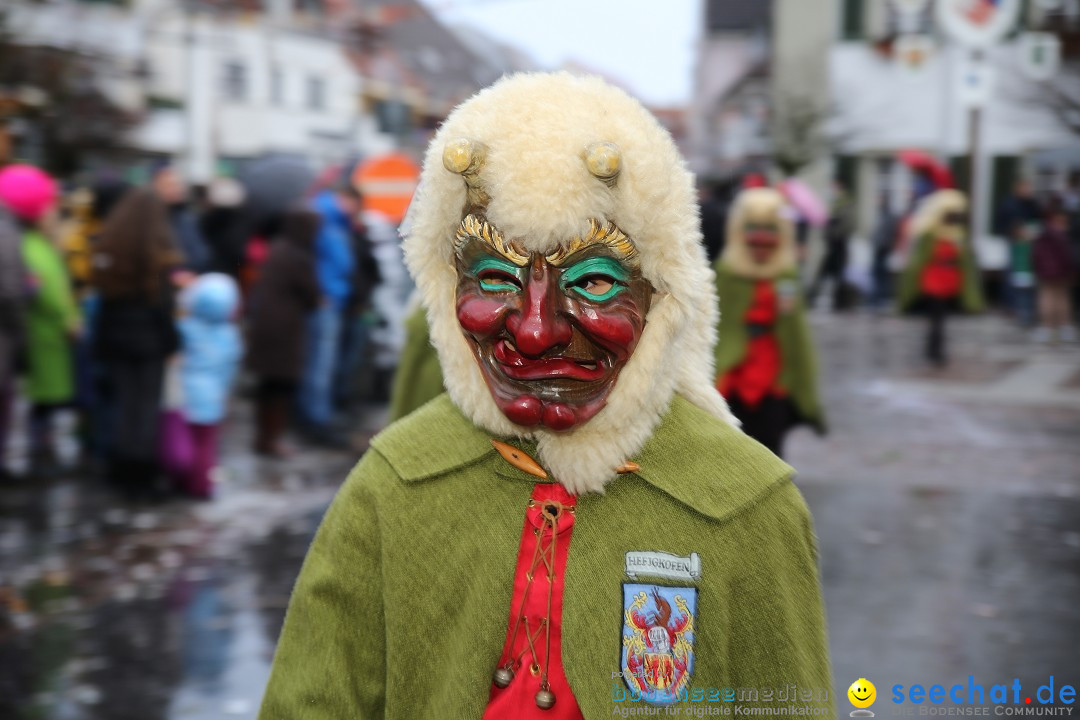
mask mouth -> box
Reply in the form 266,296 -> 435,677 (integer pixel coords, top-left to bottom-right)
493,339 -> 607,382
745,227 -> 780,263
745,227 -> 779,250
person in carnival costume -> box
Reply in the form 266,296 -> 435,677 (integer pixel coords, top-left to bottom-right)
897,189 -> 983,366
713,188 -> 824,457
260,73 -> 833,719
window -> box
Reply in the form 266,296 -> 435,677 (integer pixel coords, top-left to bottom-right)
841,0 -> 865,40
375,99 -> 412,137
270,67 -> 284,106
705,0 -> 770,33
886,4 -> 934,35
223,61 -> 247,101
306,75 -> 324,110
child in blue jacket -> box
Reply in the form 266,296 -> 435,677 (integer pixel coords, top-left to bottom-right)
178,273 -> 241,498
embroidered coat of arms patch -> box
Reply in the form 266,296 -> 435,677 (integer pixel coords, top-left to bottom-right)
621,584 -> 697,705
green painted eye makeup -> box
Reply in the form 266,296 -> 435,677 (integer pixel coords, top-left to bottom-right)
560,256 -> 629,302
472,257 -> 522,293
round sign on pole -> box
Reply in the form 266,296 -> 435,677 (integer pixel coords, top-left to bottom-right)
1018,31 -> 1062,81
935,0 -> 1023,47
352,152 -> 421,225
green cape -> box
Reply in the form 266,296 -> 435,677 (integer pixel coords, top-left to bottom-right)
897,233 -> 984,313
259,393 -> 834,718
387,306 -> 445,422
712,263 -> 825,433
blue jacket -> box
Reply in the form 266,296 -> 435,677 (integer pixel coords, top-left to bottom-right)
179,273 -> 242,425
170,205 -> 212,273
311,191 -> 355,309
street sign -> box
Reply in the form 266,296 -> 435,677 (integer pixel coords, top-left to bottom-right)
353,152 -> 420,225
1018,31 -> 1062,81
935,0 -> 1023,47
956,55 -> 996,107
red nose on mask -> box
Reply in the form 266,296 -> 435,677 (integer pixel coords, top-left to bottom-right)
505,265 -> 573,357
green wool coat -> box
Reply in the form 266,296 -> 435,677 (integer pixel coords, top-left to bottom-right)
22,230 -> 80,403
260,393 -> 834,719
387,306 -> 445,422
897,233 -> 984,314
713,264 -> 825,433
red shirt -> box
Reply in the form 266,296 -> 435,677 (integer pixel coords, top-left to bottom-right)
483,483 -> 584,719
920,240 -> 962,299
719,280 -> 785,408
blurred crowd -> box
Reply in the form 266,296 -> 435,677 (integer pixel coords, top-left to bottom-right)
0,160 -> 400,498
1,152 -> 1077,501
994,177 -> 1080,342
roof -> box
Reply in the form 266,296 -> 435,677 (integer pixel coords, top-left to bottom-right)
347,0 -> 505,113
705,0 -> 772,32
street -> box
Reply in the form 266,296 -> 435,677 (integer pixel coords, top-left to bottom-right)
790,312 -> 1080,702
1,310 -> 1078,718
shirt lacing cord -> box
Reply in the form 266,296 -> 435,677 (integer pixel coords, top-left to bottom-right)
493,497 -> 573,709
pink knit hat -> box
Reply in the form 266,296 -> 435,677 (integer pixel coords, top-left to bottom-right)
0,164 -> 59,223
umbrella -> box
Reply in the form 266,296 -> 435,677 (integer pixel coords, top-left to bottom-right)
777,178 -> 828,228
897,149 -> 954,190
239,154 -> 316,218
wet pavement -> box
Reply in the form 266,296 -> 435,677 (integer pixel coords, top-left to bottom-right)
0,398 -> 366,720
1,311 -> 1078,718
787,312 -> 1080,702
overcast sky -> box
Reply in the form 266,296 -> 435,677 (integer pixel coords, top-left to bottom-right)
418,0 -> 703,106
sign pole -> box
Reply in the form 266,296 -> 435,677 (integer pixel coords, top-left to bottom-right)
967,49 -> 984,240
935,0 -> 1021,247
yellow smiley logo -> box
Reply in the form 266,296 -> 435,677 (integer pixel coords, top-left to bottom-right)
848,678 -> 877,709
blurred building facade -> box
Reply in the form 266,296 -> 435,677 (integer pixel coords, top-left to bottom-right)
831,0 -> 1079,250
689,0 -> 835,273
1,0 -> 524,181
691,0 -> 1080,271
688,0 -> 773,182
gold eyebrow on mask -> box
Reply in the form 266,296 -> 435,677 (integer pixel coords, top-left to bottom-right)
454,214 -> 529,267
545,219 -> 639,268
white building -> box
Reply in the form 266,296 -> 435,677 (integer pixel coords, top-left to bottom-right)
692,0 -> 1079,277
5,0 -> 399,181
688,0 -> 773,181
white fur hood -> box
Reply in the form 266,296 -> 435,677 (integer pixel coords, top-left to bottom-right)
401,72 -> 735,494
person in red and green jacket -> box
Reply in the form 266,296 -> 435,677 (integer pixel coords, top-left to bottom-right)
897,189 -> 984,366
260,73 -> 833,719
713,187 -> 824,458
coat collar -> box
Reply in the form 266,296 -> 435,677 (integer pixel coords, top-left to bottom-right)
370,394 -> 793,523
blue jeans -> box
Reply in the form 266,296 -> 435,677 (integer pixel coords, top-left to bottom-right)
334,313 -> 371,410
299,304 -> 343,428
1010,277 -> 1036,327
